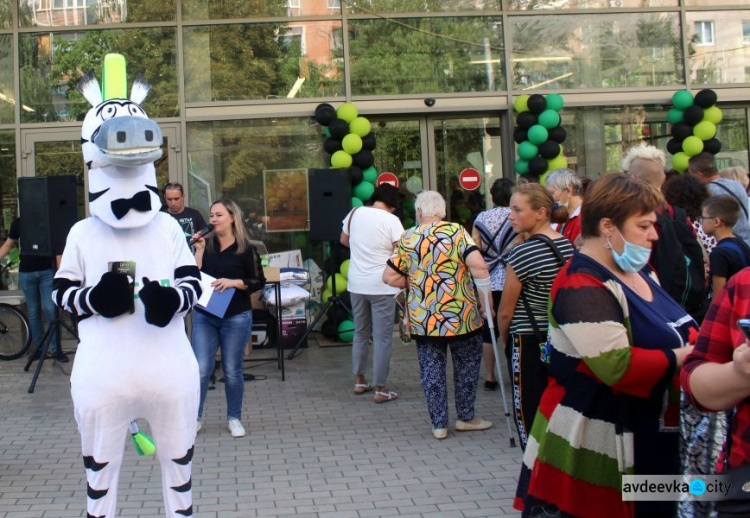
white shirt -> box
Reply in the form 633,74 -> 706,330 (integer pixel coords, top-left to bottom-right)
342,206 -> 404,295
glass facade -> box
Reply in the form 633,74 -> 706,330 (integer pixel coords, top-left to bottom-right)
0,0 -> 743,262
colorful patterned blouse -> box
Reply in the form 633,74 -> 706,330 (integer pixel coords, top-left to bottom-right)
387,221 -> 484,340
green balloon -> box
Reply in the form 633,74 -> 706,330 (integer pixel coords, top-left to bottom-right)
294,233 -> 308,250
337,319 -> 355,342
548,155 -> 567,170
672,152 -> 690,172
403,198 -> 415,214
322,289 -> 332,302
694,120 -> 717,141
331,150 -> 353,168
350,117 -> 371,137
353,181 -> 375,201
362,167 -> 377,183
539,171 -> 550,186
538,109 -> 561,129
326,273 -> 348,293
324,127 -> 331,137
340,259 -> 350,279
682,135 -> 704,157
527,125 -> 549,146
514,94 -> 530,113
703,106 -> 723,125
402,217 -> 415,228
667,108 -> 685,125
352,196 -> 363,208
515,159 -> 530,175
342,133 -> 363,154
672,90 -> 694,110
337,103 -> 358,123
517,141 -> 539,160
545,93 -> 564,112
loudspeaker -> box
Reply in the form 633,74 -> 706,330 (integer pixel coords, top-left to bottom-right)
18,175 -> 78,256
308,168 -> 351,242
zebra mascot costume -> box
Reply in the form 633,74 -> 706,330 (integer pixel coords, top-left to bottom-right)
53,54 -> 201,517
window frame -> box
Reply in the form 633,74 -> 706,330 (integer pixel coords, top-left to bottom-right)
693,20 -> 715,46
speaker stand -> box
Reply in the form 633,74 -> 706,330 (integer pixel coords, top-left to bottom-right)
288,241 -> 351,360
24,308 -> 77,393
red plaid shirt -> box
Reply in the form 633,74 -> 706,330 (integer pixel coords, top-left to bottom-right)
681,268 -> 750,471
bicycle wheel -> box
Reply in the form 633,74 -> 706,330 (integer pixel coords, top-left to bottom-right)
0,304 -> 31,361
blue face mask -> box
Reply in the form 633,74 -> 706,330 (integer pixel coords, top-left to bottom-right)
609,229 -> 651,273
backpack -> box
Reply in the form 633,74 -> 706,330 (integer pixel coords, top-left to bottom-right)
652,205 -> 706,321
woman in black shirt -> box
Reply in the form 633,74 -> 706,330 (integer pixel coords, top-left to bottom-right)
192,199 -> 265,438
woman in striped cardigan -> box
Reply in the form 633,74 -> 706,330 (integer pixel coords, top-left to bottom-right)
514,174 -> 696,518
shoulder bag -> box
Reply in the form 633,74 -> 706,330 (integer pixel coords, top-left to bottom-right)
714,409 -> 750,514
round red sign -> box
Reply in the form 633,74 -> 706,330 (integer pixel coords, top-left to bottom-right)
376,172 -> 399,188
459,168 -> 481,191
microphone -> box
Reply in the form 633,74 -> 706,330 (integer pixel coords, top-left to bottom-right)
188,224 -> 214,245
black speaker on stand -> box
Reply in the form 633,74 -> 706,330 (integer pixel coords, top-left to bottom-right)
18,175 -> 79,392
287,169 -> 352,360
18,175 -> 78,256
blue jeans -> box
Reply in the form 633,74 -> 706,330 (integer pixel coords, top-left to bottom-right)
192,309 -> 252,420
20,269 -> 61,355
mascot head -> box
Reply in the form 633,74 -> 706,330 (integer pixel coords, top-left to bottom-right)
78,54 -> 163,229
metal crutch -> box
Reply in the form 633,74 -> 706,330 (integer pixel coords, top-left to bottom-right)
476,277 -> 517,448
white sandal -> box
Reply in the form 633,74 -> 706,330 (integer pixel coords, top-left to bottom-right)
374,390 -> 399,404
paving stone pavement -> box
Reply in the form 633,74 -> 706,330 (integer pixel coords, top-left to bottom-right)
0,332 -> 521,517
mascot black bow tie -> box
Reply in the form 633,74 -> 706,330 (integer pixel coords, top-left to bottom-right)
111,190 -> 151,219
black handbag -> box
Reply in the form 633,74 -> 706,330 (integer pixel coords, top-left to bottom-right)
715,410 -> 750,514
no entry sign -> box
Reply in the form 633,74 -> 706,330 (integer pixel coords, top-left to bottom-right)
376,172 -> 399,187
459,168 -> 481,191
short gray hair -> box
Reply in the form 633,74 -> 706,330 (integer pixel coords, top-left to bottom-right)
415,190 -> 446,219
544,168 -> 583,196
622,144 -> 666,172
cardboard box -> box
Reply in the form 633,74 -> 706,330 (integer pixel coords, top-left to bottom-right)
277,301 -> 307,349
267,250 -> 303,268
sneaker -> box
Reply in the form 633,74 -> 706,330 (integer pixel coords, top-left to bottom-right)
484,380 -> 498,391
196,420 -> 202,433
228,418 -> 246,438
433,428 -> 448,440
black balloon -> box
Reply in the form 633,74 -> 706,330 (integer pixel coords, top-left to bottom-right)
314,105 -> 336,126
671,122 -> 692,141
323,137 -> 343,154
513,128 -> 528,144
339,290 -> 351,307
349,166 -> 363,186
548,126 -> 567,144
529,156 -> 547,176
517,112 -> 537,130
321,319 -> 337,339
539,140 -> 560,160
332,243 -> 351,265
527,94 -> 547,115
323,257 -> 334,275
694,89 -> 718,109
361,133 -> 377,151
704,138 -> 722,155
352,150 -> 375,169
683,105 -> 704,127
666,138 -> 682,155
326,305 -> 349,325
329,119 -> 349,140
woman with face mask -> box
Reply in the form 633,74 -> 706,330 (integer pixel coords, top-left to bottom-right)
514,174 -> 696,518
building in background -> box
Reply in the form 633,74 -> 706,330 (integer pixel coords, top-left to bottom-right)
0,0 -> 747,274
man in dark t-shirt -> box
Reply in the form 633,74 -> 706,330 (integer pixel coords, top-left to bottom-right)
161,182 -> 207,239
0,217 -> 65,361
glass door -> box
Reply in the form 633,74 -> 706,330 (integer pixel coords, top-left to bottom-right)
21,123 -> 183,216
369,114 -> 504,229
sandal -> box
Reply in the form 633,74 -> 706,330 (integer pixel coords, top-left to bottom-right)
374,390 -> 399,404
354,383 -> 373,395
